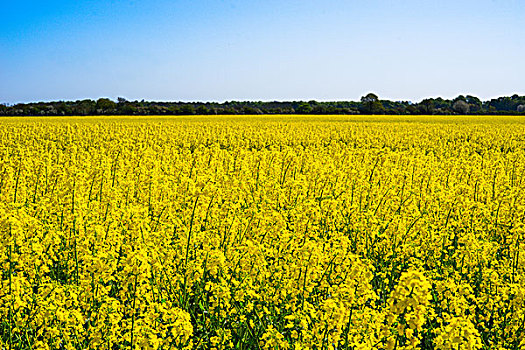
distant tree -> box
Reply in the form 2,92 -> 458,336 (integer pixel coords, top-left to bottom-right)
242,106 -> 263,115
420,99 -> 435,114
312,104 -> 329,114
361,93 -> 378,109
219,107 -> 237,115
465,95 -> 482,112
453,100 -> 470,114
114,97 -> 136,114
280,107 -> 295,114
180,105 -> 195,115
150,104 -> 169,115
432,97 -> 452,110
77,99 -> 96,115
406,105 -> 418,115
196,105 -> 210,115
296,102 -> 313,114
360,93 -> 384,114
4,94 -> 525,116
55,102 -> 70,115
488,96 -> 515,111
96,98 -> 117,113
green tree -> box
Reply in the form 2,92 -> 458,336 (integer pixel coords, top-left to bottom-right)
196,105 -> 210,115
465,95 -> 482,112
180,105 -> 195,115
420,99 -> 435,114
453,100 -> 470,114
96,98 -> 117,113
242,106 -> 263,115
77,99 -> 96,115
296,102 -> 313,114
360,93 -> 384,114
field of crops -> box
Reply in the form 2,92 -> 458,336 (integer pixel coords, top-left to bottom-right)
1,115 -> 524,350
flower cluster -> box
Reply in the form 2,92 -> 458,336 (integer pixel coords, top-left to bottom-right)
0,115 -> 524,349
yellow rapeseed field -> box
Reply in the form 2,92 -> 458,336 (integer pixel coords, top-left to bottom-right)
1,115 -> 524,350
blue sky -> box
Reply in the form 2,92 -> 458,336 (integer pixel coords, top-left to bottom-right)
1,0 -> 524,103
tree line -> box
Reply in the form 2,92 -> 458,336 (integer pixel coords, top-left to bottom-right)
2,94 -> 525,116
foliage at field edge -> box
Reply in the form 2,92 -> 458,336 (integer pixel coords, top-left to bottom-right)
1,116 -> 525,349
2,93 -> 525,116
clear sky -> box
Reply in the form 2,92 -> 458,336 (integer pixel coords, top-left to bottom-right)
1,0 -> 524,103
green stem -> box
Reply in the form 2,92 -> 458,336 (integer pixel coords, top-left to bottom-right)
130,274 -> 138,350
8,243 -> 13,350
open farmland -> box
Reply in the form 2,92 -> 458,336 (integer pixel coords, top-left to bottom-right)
1,115 -> 524,349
